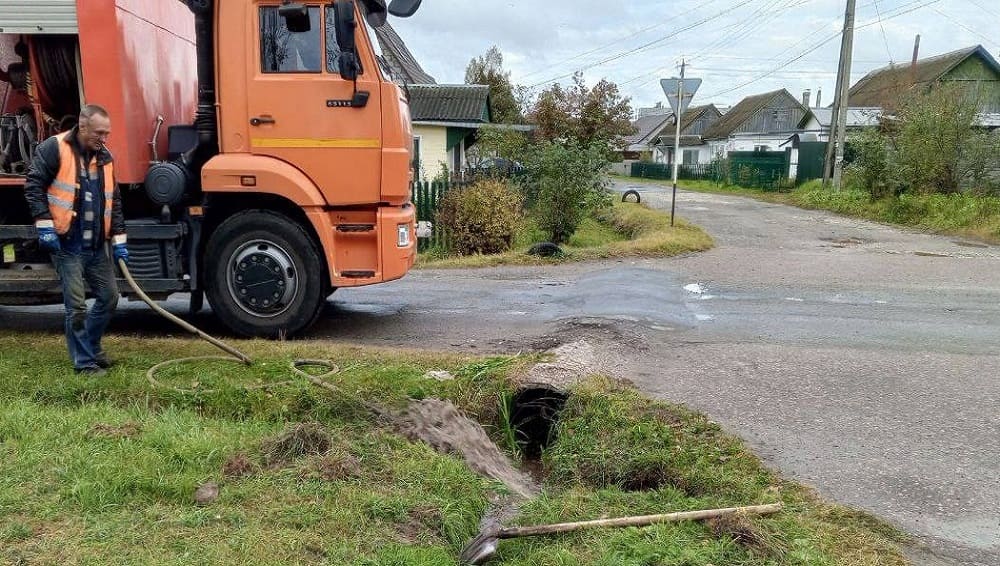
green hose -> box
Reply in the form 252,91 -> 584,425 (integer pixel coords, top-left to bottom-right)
117,258 -> 251,364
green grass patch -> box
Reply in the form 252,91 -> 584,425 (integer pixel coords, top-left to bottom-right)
0,333 -> 905,564
418,200 -> 713,268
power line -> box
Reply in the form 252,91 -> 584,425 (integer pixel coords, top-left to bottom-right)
930,6 -> 1000,49
697,0 -> 942,99
623,0 -> 836,90
872,0 -> 894,64
518,0 -> 721,81
699,31 -> 842,98
687,0 -> 798,62
526,0 -> 758,88
964,0 -> 1000,21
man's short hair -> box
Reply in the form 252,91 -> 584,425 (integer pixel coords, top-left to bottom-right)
79,104 -> 110,121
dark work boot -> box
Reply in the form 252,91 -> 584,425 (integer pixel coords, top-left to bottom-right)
75,366 -> 107,377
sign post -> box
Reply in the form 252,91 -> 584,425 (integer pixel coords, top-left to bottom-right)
660,63 -> 700,227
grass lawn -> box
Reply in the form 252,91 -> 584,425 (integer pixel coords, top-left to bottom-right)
617,174 -> 1000,244
417,200 -> 714,269
0,332 -> 906,565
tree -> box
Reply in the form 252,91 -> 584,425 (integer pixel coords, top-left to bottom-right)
465,46 -> 524,124
891,83 -> 998,193
528,72 -> 635,152
521,140 -> 612,243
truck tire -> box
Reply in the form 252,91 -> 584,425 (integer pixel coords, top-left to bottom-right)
204,210 -> 324,337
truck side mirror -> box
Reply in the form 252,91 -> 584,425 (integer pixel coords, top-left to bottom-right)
333,0 -> 360,81
279,2 -> 311,33
387,0 -> 422,17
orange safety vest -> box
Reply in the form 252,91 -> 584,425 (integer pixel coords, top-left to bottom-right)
47,132 -> 115,237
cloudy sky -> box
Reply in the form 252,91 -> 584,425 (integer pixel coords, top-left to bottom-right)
389,0 -> 999,113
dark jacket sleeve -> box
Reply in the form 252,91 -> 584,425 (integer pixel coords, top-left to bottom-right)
110,174 -> 126,236
23,137 -> 61,221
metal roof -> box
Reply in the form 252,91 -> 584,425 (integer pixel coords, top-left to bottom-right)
848,45 -> 1000,107
407,84 -> 491,122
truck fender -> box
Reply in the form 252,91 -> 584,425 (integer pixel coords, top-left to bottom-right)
200,154 -> 337,287
200,154 -> 328,207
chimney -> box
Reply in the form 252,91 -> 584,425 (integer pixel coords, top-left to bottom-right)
815,88 -> 822,108
802,89 -> 811,108
911,34 -> 921,84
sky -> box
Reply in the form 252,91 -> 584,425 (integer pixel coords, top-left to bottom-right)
388,0 -> 999,114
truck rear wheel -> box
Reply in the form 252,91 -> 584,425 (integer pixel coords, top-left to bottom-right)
204,210 -> 325,337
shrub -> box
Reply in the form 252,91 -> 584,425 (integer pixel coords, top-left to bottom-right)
435,179 -> 524,255
520,140 -> 612,244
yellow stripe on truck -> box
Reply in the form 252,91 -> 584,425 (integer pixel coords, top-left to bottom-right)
251,138 -> 382,149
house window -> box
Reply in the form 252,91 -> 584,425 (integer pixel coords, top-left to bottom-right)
683,149 -> 698,165
412,136 -> 421,179
259,6 -> 322,73
754,145 -> 770,152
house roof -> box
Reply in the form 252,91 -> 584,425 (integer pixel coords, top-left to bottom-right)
806,107 -> 883,128
848,45 -> 1000,107
408,84 -> 491,123
625,113 -> 672,146
703,89 -> 798,140
371,21 -> 437,84
654,105 -> 721,146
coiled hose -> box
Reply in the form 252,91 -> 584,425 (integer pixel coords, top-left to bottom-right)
116,258 -> 359,403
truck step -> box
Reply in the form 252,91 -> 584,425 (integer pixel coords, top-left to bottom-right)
336,224 -> 376,233
340,270 -> 376,279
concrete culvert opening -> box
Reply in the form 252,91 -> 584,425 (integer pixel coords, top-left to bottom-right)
509,386 -> 569,459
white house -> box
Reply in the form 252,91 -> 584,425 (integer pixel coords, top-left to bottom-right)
653,104 -> 724,166
702,89 -> 810,157
408,84 -> 492,181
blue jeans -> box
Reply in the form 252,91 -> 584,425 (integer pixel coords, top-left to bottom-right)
51,248 -> 119,370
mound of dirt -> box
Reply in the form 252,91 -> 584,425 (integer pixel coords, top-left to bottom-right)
397,398 -> 540,500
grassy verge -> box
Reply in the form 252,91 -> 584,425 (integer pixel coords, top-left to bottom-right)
0,332 -> 905,564
618,174 -> 1000,243
418,200 -> 714,269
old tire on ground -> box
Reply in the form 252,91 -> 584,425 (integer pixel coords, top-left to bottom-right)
622,189 -> 641,203
527,242 -> 563,257
204,210 -> 324,338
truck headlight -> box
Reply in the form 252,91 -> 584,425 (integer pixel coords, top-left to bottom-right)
397,223 -> 411,247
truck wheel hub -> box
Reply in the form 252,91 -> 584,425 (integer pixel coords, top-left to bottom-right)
227,241 -> 297,317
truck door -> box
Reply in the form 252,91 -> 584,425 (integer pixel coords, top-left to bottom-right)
247,3 -> 382,205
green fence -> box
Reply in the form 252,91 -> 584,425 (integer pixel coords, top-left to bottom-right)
795,142 -> 827,183
727,151 -> 789,189
410,180 -> 463,252
630,161 -> 727,182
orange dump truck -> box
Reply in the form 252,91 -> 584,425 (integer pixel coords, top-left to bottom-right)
0,0 -> 420,336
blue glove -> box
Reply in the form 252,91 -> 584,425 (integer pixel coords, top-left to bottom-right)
36,221 -> 61,253
113,243 -> 129,265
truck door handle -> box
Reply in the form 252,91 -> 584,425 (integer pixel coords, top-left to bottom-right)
250,116 -> 275,126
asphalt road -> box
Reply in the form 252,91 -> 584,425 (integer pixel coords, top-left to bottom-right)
2,180 -> 998,564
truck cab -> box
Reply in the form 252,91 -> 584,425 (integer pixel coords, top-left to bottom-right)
0,0 -> 420,337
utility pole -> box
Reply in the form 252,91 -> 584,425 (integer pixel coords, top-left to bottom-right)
670,59 -> 685,227
830,0 -> 857,190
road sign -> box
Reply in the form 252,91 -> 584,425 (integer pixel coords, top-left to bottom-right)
660,78 -> 701,116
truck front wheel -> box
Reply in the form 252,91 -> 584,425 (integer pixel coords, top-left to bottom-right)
204,210 -> 325,337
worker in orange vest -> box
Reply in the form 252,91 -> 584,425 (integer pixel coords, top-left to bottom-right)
23,104 -> 128,376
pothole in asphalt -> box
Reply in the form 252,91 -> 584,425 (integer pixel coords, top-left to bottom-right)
819,236 -> 871,247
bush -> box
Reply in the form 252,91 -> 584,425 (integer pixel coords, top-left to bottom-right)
435,179 -> 524,255
520,140 -> 612,244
